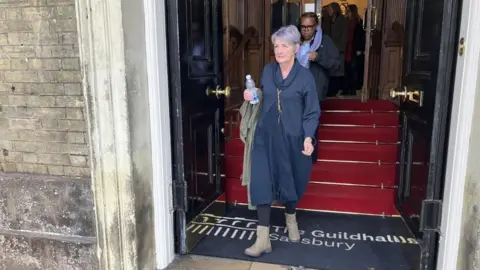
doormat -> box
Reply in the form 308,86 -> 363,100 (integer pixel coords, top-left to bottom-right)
189,202 -> 420,270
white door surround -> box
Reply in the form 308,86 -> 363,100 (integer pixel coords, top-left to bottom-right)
75,0 -> 174,269
142,0 -> 176,268
436,0 -> 480,269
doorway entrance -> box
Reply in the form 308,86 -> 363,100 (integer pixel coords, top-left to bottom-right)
165,0 -> 461,269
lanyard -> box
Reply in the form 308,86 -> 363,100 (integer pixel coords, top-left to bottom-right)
277,88 -> 282,123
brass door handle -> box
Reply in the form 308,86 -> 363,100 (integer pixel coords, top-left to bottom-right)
363,8 -> 367,30
390,86 -> 424,107
206,86 -> 231,98
372,6 -> 378,30
390,87 -> 407,99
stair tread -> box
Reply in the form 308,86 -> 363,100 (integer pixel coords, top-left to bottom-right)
318,125 -> 399,143
225,139 -> 398,163
225,156 -> 397,186
224,178 -> 398,215
321,112 -> 399,126
317,143 -> 398,163
311,162 -> 397,186
321,99 -> 399,111
226,125 -> 400,142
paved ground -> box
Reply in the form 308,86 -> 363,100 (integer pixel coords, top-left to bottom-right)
166,255 -> 315,270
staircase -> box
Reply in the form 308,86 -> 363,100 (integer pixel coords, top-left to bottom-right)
221,99 -> 401,216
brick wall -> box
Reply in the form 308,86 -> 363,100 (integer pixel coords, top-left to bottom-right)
0,0 -> 90,177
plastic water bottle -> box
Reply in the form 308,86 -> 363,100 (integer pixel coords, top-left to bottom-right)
245,74 -> 259,104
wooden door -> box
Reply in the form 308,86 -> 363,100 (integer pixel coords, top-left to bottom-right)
391,0 -> 461,268
166,0 -> 226,254
361,0 -> 383,100
378,0 -> 406,101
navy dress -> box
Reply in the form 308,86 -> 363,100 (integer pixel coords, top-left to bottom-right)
250,61 -> 321,207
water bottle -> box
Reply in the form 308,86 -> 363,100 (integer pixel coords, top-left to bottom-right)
245,74 -> 259,104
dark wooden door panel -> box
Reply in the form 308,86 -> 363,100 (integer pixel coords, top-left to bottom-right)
187,113 -> 217,221
393,0 -> 460,269
362,0 -> 383,100
397,113 -> 429,234
378,0 -> 406,100
187,0 -> 217,77
403,0 -> 443,81
167,0 -> 225,254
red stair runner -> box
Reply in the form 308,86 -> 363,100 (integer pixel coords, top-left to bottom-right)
221,99 -> 400,216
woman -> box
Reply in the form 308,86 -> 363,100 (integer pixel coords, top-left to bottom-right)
297,12 -> 340,101
344,4 -> 366,96
326,2 -> 348,97
243,25 -> 320,257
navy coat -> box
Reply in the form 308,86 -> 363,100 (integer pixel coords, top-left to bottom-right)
249,61 -> 321,206
309,34 -> 341,101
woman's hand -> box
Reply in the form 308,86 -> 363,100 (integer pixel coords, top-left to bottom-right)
309,51 -> 318,61
302,137 -> 314,156
243,89 -> 254,101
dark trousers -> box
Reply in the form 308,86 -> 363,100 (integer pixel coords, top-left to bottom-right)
327,76 -> 343,97
344,61 -> 357,95
355,54 -> 365,90
257,202 -> 297,227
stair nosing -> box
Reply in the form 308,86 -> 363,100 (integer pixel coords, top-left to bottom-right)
317,159 -> 399,165
323,110 -> 400,113
226,138 -> 400,145
318,140 -> 400,145
309,181 -> 397,189
223,155 -> 401,165
224,122 -> 401,128
224,177 -> 398,189
320,124 -> 401,128
215,200 -> 400,217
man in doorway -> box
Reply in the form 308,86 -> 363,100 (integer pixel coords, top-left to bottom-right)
297,12 -> 340,101
321,5 -> 332,36
325,2 -> 348,97
296,11 -> 340,163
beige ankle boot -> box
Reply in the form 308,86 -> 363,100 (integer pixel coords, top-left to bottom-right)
285,213 -> 301,242
244,226 -> 272,257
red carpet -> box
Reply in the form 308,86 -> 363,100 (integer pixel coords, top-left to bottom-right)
222,99 -> 400,215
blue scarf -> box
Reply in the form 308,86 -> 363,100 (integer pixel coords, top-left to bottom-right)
296,26 -> 323,68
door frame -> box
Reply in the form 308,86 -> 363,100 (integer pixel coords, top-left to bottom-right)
141,1 -> 480,270
437,0 -> 480,269
143,0 -> 175,268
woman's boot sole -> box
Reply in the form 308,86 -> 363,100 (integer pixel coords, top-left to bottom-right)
244,247 -> 273,257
